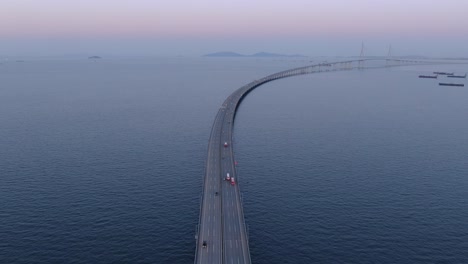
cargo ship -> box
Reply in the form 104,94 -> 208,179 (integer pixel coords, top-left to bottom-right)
447,73 -> 467,78
419,75 -> 438,79
433,71 -> 454,75
439,83 -> 464,87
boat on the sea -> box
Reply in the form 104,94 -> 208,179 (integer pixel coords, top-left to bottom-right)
419,75 -> 438,79
447,73 -> 467,79
433,71 -> 454,75
439,83 -> 464,87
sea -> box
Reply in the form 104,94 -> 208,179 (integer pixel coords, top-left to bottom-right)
1,57 -> 467,263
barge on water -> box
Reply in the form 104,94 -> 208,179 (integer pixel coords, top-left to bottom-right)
447,73 -> 467,79
419,75 -> 438,79
439,83 -> 464,87
433,71 -> 454,75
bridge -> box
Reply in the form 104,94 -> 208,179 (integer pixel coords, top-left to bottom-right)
194,58 -> 466,264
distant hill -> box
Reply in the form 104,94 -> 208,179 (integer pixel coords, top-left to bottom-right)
203,52 -> 245,57
203,51 -> 306,58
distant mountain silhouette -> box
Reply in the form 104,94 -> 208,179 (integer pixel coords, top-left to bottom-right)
203,51 -> 306,58
203,52 -> 245,57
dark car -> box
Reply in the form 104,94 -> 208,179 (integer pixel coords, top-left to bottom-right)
202,241 -> 207,248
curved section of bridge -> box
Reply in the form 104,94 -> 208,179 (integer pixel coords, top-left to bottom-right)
194,58 -> 464,264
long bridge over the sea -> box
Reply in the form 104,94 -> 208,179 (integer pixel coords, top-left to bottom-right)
194,58 -> 466,264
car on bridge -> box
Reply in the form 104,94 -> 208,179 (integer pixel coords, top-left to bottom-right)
226,173 -> 230,181
224,142 -> 228,147
230,177 -> 235,185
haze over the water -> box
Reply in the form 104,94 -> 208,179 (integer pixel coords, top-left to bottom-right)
2,0 -> 468,57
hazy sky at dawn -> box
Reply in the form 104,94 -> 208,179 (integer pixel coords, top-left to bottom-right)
2,0 -> 468,57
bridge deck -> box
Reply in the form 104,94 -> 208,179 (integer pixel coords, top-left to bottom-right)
194,58 -> 464,264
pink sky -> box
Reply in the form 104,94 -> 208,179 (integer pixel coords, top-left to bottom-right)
1,0 -> 468,56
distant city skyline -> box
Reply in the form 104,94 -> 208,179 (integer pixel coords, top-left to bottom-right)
2,0 -> 468,57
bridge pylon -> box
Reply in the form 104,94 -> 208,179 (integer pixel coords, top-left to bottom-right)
358,42 -> 365,69
385,44 -> 393,67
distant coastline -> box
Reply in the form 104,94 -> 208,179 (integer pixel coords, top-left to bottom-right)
203,51 -> 307,58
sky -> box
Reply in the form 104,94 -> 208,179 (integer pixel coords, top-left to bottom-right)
1,0 -> 468,57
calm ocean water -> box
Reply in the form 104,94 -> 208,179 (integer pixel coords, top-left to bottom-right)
1,58 -> 467,263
